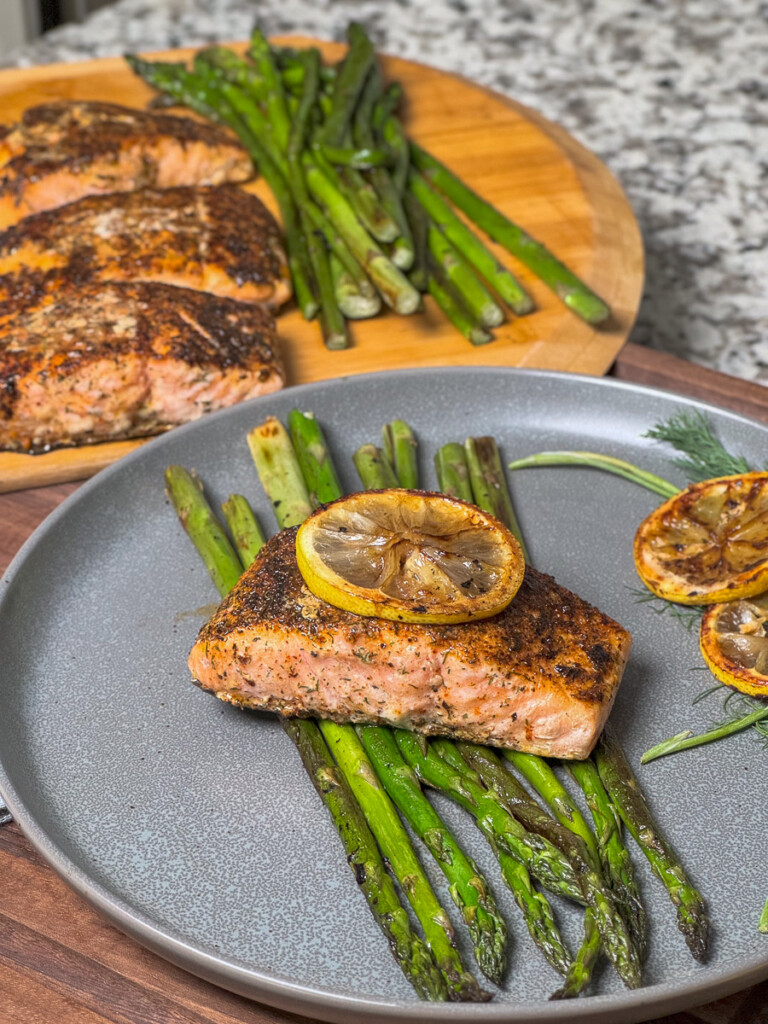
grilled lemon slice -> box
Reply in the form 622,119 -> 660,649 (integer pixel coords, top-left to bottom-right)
295,489 -> 524,624
700,594 -> 768,698
633,472 -> 768,605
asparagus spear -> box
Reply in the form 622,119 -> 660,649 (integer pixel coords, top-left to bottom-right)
504,751 -> 641,989
409,169 -> 532,315
248,26 -> 292,152
430,740 -> 572,976
314,26 -> 399,243
239,40 -> 348,348
247,418 -> 313,527
567,758 -> 647,961
303,212 -> 350,350
371,81 -> 404,135
444,742 -> 605,997
427,274 -> 492,346
303,155 -> 421,314
320,144 -> 393,169
428,223 -> 504,328
284,717 -> 447,1000
465,436 -> 528,558
435,442 -> 474,502
382,420 -> 419,490
321,721 -> 489,1001
551,907 -> 601,1001
353,443 -> 399,489
395,730 -> 583,905
278,48 -> 381,313
594,729 -> 709,961
456,744 -> 594,874
354,64 -> 414,269
166,473 -> 446,1000
195,45 -> 270,99
403,192 -> 429,291
314,145 -> 400,244
381,113 -> 411,195
164,467 -> 243,595
331,252 -> 382,318
287,409 -> 343,506
357,725 -> 506,985
319,22 -> 376,147
759,898 -> 768,934
411,143 -> 611,325
220,494 -> 266,568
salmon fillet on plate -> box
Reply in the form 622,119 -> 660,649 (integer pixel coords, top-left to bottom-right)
188,527 -> 632,760
0,101 -> 252,229
0,185 -> 291,314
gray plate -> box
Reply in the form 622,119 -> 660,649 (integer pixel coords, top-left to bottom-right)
1,367 -> 767,1024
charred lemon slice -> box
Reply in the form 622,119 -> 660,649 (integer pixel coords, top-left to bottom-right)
633,472 -> 768,605
295,489 -> 524,623
700,594 -> 768,698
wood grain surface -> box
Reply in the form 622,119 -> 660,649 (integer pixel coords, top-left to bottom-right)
0,37 -> 644,493
1,345 -> 767,1024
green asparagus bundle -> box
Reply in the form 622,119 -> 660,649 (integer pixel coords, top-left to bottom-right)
164,466 -> 446,999
127,21 -> 611,349
247,413 -> 488,1000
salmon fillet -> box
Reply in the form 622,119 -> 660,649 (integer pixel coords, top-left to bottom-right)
0,101 -> 251,229
0,280 -> 283,452
188,528 -> 632,759
0,185 -> 291,315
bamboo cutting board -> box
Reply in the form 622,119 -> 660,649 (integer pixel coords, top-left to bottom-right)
0,38 -> 644,493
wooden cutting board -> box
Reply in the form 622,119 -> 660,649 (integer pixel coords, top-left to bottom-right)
0,38 -> 644,493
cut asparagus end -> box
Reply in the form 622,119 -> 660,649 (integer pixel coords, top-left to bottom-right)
247,418 -> 313,528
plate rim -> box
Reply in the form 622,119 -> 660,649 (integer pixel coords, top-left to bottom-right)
1,365 -> 767,1024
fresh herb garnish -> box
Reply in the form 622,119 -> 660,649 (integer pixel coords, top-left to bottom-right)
642,689 -> 768,763
627,586 -> 704,633
643,409 -> 755,482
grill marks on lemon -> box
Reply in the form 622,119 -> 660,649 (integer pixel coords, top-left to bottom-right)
295,489 -> 525,623
633,472 -> 768,605
700,594 -> 768,698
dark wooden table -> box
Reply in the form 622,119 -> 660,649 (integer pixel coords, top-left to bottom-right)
2,343 -> 768,1024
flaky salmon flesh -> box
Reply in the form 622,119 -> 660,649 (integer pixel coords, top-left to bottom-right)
189,528 -> 632,760
0,280 -> 283,453
0,185 -> 291,315
0,101 -> 252,229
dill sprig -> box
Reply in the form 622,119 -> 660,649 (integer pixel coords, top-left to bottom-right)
644,409 -> 755,482
627,586 -> 704,633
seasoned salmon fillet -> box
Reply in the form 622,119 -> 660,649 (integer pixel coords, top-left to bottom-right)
0,281 -> 283,452
0,101 -> 251,229
0,185 -> 291,314
188,528 -> 632,759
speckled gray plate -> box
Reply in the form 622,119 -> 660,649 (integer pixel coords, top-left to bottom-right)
1,367 -> 767,1024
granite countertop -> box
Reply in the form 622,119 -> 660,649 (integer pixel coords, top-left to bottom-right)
4,0 -> 767,382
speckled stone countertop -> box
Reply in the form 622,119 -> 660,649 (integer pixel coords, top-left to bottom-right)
4,0 -> 767,381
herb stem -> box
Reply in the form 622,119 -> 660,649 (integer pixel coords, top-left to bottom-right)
641,706 -> 768,764
506,452 -> 679,500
